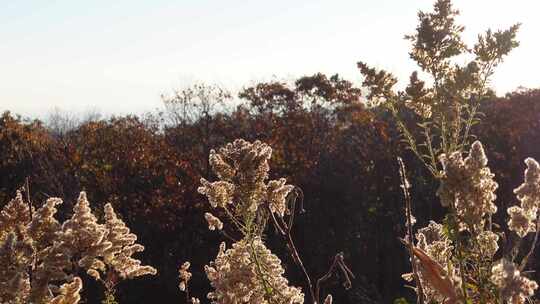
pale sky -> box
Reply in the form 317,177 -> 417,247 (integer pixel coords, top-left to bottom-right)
1,0 -> 539,117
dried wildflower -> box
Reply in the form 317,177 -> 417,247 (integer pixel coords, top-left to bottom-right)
204,212 -> 223,231
0,191 -> 156,303
198,180 -> 235,209
194,139 -> 356,304
0,193 -> 34,303
514,158 -> 540,212
401,272 -> 414,282
203,139 -> 272,217
178,261 -> 192,291
266,178 -> 294,217
49,277 -> 83,304
102,203 -> 157,279
31,246 -> 73,303
437,141 -> 498,231
205,238 -> 304,304
507,158 -> 540,238
0,232 -> 31,303
507,206 -> 536,238
28,198 -> 62,251
209,151 -> 235,180
491,259 -> 538,304
56,192 -> 112,276
476,230 -> 499,259
416,221 -> 453,264
199,139 -> 291,237
0,191 -> 32,240
191,297 -> 201,304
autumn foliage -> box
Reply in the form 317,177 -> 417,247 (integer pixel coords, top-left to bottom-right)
0,84 -> 538,302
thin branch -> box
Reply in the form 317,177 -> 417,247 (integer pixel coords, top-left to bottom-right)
25,177 -> 33,221
519,213 -> 540,272
315,253 -> 355,302
288,187 -> 305,230
25,177 -> 35,286
276,214 -> 316,303
266,190 -> 317,303
268,205 -> 286,236
269,188 -> 353,304
397,157 -> 425,304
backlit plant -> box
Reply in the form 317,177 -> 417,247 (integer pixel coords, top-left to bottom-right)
359,1 -> 538,303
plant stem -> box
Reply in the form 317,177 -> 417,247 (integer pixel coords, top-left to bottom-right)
519,213 -> 540,271
397,158 -> 425,304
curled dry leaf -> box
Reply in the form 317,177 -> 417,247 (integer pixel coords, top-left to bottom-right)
401,239 -> 459,303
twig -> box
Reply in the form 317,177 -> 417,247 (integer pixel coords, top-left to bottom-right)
276,214 -> 316,303
268,205 -> 286,236
519,213 -> 540,272
315,252 -> 355,301
269,189 -> 353,304
287,187 -> 302,230
25,177 -> 33,221
25,177 -> 35,286
267,191 -> 316,303
397,157 -> 425,304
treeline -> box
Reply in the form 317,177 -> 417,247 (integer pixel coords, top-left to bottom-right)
1,75 -> 539,303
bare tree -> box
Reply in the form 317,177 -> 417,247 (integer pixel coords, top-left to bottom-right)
161,83 -> 231,127
161,83 -> 232,177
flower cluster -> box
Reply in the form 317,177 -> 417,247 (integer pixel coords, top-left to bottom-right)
178,261 -> 192,292
198,180 -> 235,209
437,141 -> 498,231
102,203 -> 157,279
475,230 -> 499,259
415,221 -> 453,265
204,212 -> 223,231
0,231 -> 32,303
0,191 -> 156,303
507,206 -> 535,238
198,139 -> 295,234
266,178 -> 295,217
56,192 -> 112,280
200,139 -> 272,216
508,158 -> 540,237
205,238 -> 304,304
183,140 -> 311,304
491,259 -> 538,304
49,277 -> 83,304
